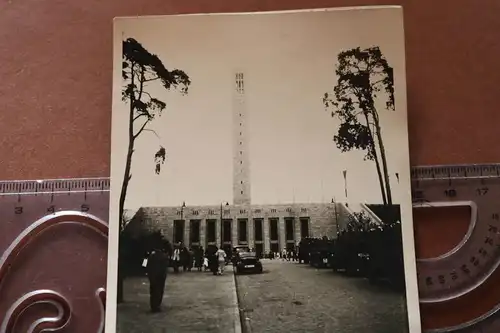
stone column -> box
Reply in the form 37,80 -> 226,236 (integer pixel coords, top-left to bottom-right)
184,219 -> 190,247
216,219 -> 222,247
232,219 -> 238,246
278,217 -> 286,251
248,218 -> 254,249
263,218 -> 270,253
294,217 -> 302,246
200,219 -> 206,248
165,216 -> 174,242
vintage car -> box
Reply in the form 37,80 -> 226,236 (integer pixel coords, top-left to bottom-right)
231,245 -> 251,265
234,251 -> 263,274
309,240 -> 335,269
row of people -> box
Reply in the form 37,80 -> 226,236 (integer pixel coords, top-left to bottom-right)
266,249 -> 299,261
144,243 -> 230,313
160,243 -> 231,274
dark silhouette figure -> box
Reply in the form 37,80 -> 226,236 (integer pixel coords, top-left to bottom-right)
181,246 -> 189,272
206,245 -> 218,275
195,246 -> 204,271
187,248 -> 194,271
146,248 -> 169,312
268,250 -> 274,260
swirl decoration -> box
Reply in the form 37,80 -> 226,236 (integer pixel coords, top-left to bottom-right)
0,211 -> 108,333
0,290 -> 71,333
96,287 -> 107,333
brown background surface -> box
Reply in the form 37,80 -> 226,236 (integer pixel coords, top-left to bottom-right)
0,0 -> 499,331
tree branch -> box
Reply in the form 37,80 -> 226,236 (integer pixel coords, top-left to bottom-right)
133,121 -> 162,141
143,129 -> 161,140
133,119 -> 149,139
371,79 -> 385,86
352,110 -> 366,118
144,76 -> 160,83
133,113 -> 147,122
137,67 -> 145,101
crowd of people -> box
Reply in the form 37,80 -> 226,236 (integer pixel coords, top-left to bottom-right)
266,248 -> 299,261
146,243 -> 233,275
141,239 -> 302,312
143,242 -> 233,313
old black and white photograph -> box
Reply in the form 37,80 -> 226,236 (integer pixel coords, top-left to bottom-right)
106,7 -> 420,333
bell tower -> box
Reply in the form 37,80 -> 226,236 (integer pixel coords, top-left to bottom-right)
232,72 -> 251,205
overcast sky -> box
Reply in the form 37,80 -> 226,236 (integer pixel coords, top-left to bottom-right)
111,8 -> 410,210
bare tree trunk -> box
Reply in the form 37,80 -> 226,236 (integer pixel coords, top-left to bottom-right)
117,133 -> 134,304
117,67 -> 136,304
119,142 -> 134,231
373,150 -> 387,205
363,112 -> 387,205
372,111 -> 392,206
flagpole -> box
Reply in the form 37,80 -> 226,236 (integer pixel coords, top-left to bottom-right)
333,196 -> 339,236
342,170 -> 348,202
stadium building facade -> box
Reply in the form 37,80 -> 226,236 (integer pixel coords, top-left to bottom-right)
126,72 -> 355,256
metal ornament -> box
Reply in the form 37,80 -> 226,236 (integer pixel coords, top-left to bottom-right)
0,179 -> 109,333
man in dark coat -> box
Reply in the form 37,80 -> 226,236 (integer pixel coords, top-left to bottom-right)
207,245 -> 219,275
195,246 -> 204,271
146,247 -> 169,312
180,246 -> 189,272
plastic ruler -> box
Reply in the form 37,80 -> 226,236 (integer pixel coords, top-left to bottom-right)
412,164 -> 500,333
0,165 -> 499,332
0,178 -> 109,333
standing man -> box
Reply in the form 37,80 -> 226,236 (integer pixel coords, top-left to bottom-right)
171,244 -> 181,273
146,247 -> 169,313
208,246 -> 218,276
215,247 -> 227,275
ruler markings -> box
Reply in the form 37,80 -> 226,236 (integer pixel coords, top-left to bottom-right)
0,177 -> 110,333
411,164 -> 500,333
0,179 -> 110,195
0,166 -> 500,332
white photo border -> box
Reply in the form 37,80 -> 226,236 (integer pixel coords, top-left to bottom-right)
106,6 -> 421,333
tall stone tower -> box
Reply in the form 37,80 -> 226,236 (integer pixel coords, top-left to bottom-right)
233,72 -> 251,205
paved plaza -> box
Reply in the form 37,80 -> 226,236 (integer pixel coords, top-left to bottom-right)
117,260 -> 408,333
117,270 -> 241,333
235,260 -> 409,333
